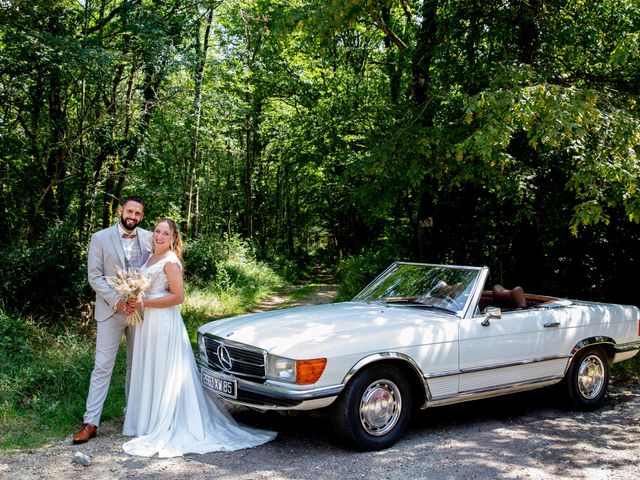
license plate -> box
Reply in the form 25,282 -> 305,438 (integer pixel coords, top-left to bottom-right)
201,368 -> 237,399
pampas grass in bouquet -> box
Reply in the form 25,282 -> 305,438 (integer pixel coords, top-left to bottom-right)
106,267 -> 151,325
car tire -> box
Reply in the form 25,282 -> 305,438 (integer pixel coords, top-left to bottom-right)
331,365 -> 412,451
563,346 -> 609,411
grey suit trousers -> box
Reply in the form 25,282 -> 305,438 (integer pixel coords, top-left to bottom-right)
84,314 -> 136,426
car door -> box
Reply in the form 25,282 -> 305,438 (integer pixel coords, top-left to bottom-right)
457,307 -> 567,393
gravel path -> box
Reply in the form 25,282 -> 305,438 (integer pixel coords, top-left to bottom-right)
2,285 -> 639,479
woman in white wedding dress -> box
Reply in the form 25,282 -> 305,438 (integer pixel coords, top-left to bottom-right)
122,218 -> 276,457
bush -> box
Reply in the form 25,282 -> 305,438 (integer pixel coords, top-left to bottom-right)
183,234 -> 281,293
0,221 -> 91,322
264,254 -> 306,283
611,354 -> 640,385
182,235 -> 228,285
0,309 -> 125,449
335,249 -> 393,301
183,234 -> 242,286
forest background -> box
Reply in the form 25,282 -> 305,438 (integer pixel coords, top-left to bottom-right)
1,0 -> 640,449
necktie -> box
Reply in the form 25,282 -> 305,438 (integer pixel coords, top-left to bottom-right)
122,232 -> 137,239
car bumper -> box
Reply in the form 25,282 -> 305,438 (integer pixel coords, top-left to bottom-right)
197,362 -> 343,411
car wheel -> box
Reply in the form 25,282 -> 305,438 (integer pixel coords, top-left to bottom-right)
564,346 -> 609,411
331,365 -> 412,451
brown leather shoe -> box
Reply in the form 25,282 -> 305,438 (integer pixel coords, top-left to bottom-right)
73,423 -> 97,444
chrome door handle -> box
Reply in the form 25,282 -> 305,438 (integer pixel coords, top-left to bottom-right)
544,322 -> 560,328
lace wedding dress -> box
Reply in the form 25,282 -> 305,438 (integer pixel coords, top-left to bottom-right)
122,252 -> 276,457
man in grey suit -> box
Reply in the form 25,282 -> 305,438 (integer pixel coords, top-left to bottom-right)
73,197 -> 153,444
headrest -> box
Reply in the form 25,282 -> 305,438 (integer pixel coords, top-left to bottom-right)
493,284 -> 526,309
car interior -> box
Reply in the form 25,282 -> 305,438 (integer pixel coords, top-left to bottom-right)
477,284 -> 556,313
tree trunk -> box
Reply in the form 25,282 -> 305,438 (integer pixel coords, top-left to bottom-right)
38,16 -> 68,227
515,0 -> 543,65
463,0 -> 483,95
185,7 -> 214,238
412,0 -> 440,257
380,4 -> 402,104
411,0 -> 439,123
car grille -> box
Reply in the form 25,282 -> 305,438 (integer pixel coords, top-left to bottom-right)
202,335 -> 267,382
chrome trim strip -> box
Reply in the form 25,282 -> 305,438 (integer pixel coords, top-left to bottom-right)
344,354 -> 570,409
424,369 -> 460,379
459,354 -> 570,374
462,266 -> 490,319
343,352 -> 425,384
425,375 -> 563,408
424,354 -> 570,379
224,396 -> 339,412
219,371 -> 266,381
394,261 -> 484,271
343,352 -> 432,403
571,336 -> 615,354
614,341 -> 640,353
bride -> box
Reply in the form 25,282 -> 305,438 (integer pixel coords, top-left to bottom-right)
122,218 -> 276,457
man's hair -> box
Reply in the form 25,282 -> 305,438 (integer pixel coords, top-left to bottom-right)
120,196 -> 145,208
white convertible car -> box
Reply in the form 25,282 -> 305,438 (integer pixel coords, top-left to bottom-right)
197,262 -> 640,450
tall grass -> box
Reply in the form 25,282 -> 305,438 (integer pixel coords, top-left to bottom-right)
0,239 -> 282,452
611,355 -> 640,386
0,312 -> 125,450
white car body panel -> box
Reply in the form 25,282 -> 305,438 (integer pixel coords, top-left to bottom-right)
199,302 -> 461,389
459,307 -> 567,393
196,262 -> 640,416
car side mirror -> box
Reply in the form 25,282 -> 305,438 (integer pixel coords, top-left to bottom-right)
481,306 -> 502,326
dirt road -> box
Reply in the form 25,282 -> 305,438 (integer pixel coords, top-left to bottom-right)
2,284 -> 639,479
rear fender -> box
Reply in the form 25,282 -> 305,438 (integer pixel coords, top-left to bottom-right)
567,336 -> 616,374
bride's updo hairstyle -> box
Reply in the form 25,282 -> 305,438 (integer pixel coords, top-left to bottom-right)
154,218 -> 185,267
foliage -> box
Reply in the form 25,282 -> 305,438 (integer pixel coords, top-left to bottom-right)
335,249 -> 395,302
2,0 -> 640,311
0,221 -> 91,321
611,354 -> 640,386
0,310 -> 123,449
183,234 -> 282,291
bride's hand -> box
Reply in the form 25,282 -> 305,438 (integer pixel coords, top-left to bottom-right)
127,298 -> 141,309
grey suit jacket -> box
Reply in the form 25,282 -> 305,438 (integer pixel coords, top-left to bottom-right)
87,224 -> 153,322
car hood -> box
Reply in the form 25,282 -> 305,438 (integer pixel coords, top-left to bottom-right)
198,301 -> 457,357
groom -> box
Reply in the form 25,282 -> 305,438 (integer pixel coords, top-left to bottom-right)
73,197 -> 153,444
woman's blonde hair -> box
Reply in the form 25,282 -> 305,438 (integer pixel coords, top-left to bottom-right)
153,218 -> 185,267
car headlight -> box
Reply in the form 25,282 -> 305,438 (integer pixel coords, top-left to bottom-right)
266,354 -> 327,385
197,333 -> 208,362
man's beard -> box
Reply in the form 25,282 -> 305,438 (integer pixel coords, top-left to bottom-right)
121,217 -> 139,231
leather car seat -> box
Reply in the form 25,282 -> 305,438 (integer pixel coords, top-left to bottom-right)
493,284 -> 527,309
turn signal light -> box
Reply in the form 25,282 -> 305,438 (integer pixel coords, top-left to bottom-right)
296,358 -> 327,384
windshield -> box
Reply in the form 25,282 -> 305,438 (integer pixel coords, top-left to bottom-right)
353,262 -> 481,315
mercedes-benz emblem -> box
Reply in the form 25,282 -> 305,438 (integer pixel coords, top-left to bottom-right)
217,344 -> 233,371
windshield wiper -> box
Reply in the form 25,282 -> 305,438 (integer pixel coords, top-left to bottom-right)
384,300 -> 457,315
383,299 -> 420,305
413,304 -> 457,314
